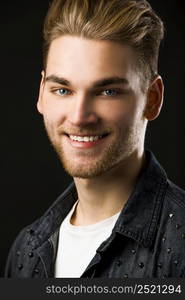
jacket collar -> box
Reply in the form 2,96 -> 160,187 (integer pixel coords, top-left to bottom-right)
111,150 -> 168,248
29,182 -> 77,250
29,150 -> 168,250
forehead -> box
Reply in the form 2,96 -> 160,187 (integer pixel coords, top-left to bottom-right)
46,35 -> 139,88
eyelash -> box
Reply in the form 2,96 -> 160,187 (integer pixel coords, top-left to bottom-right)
51,88 -> 123,97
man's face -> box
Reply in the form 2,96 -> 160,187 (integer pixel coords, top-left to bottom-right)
38,36 -> 148,178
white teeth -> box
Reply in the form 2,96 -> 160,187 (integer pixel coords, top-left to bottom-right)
69,135 -> 101,142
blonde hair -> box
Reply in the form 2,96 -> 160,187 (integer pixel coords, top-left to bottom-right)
43,0 -> 164,83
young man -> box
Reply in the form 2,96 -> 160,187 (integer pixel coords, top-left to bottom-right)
5,0 -> 185,278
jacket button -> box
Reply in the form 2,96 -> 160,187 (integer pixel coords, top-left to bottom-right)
123,274 -> 128,278
167,248 -> 171,253
27,228 -> 34,235
16,251 -> 21,256
138,262 -> 144,268
174,260 -> 178,265
28,252 -> 34,258
162,237 -> 166,243
158,263 -> 162,268
131,249 -> 136,254
18,264 -> 23,270
34,269 -> 39,274
176,224 -> 180,229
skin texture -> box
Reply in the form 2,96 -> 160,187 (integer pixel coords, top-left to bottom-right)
37,35 -> 163,225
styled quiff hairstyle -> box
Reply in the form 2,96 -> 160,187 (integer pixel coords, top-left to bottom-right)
43,0 -> 164,83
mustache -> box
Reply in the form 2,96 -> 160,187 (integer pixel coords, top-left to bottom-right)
57,126 -> 112,136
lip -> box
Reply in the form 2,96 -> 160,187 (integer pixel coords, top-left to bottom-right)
64,133 -> 109,149
66,133 -> 105,137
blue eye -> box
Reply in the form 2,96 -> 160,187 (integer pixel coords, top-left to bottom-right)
103,89 -> 118,96
56,88 -> 70,96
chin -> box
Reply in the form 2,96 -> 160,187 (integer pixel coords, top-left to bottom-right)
62,165 -> 105,179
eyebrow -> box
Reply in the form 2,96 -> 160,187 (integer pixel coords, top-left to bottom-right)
45,75 -> 129,88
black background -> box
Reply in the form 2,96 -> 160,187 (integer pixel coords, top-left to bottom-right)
1,0 -> 185,277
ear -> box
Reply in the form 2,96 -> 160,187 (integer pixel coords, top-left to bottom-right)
37,71 -> 45,114
144,75 -> 164,121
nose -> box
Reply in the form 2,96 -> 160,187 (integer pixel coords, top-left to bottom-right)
68,93 -> 99,126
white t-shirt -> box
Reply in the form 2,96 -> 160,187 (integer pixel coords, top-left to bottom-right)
55,202 -> 120,278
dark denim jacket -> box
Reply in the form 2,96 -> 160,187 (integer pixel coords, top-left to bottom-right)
5,150 -> 185,278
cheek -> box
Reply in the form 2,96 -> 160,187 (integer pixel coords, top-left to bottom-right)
41,100 -> 67,126
100,100 -> 138,125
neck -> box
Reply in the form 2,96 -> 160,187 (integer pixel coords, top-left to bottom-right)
71,149 -> 146,226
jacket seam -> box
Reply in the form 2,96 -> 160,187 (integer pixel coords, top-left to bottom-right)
35,250 -> 48,278
145,180 -> 167,245
166,187 -> 185,209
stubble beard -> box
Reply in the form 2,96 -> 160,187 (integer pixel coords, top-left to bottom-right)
44,121 -> 144,179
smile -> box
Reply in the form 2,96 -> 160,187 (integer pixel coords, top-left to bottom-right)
69,135 -> 103,142
65,133 -> 109,149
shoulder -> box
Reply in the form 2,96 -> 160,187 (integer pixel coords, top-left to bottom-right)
165,180 -> 185,209
156,180 -> 185,277
161,180 -> 185,224
4,218 -> 42,277
5,181 -> 76,277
